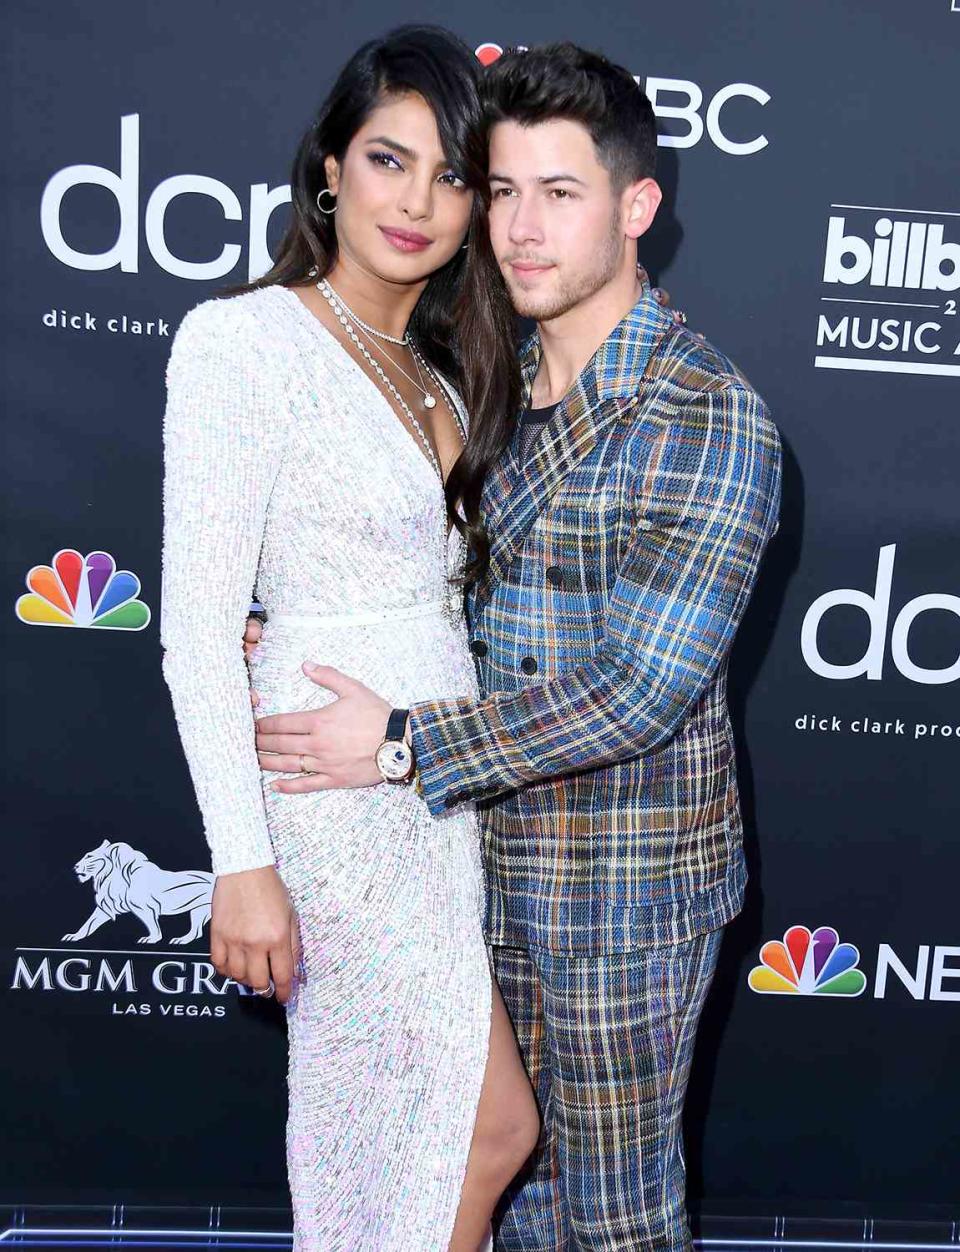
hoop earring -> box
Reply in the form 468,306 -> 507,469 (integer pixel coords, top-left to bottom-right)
316,188 -> 337,215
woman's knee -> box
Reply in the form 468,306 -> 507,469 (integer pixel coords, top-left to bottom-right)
470,975 -> 542,1187
505,1095 -> 542,1168
475,1091 -> 541,1185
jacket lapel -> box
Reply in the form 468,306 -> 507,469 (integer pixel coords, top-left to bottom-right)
477,380 -> 623,616
472,285 -> 675,626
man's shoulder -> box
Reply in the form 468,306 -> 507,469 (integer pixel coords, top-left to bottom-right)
648,322 -> 762,400
620,324 -> 778,467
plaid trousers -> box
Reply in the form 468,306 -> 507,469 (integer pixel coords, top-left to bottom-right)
492,929 -> 723,1251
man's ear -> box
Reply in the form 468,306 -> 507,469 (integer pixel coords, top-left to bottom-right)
624,177 -> 662,241
323,154 -> 341,197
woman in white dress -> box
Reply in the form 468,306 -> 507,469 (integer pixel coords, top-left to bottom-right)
160,26 -> 539,1252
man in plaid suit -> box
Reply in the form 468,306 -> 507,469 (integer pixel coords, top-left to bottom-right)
252,43 -> 782,1251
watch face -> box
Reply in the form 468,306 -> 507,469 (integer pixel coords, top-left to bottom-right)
376,740 -> 413,782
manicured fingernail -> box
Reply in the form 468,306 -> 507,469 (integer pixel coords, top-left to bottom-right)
303,661 -> 318,674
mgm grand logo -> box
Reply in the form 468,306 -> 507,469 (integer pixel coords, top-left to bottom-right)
10,840 -> 248,1018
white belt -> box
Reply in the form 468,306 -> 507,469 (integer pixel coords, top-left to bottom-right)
268,598 -> 450,628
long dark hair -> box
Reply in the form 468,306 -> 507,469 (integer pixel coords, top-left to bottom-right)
245,25 -> 519,584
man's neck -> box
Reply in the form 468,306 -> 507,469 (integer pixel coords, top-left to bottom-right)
531,263 -> 644,408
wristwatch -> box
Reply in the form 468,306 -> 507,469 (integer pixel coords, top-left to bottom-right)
375,707 -> 416,784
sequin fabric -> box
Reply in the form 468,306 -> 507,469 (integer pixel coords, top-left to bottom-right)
161,285 -> 490,1250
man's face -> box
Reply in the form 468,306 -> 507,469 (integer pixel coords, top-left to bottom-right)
487,119 -> 625,321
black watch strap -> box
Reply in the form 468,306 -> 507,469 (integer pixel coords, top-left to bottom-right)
386,707 -> 410,743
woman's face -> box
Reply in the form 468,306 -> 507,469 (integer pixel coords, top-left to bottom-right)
325,92 -> 474,286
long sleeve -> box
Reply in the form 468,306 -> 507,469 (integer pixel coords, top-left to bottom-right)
161,299 -> 285,876
410,383 -> 782,816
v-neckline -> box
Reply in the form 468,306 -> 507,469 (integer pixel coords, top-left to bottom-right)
275,284 -> 464,490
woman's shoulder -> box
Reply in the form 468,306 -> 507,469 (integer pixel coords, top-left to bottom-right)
174,286 -> 285,343
163,289 -> 297,437
168,286 -> 296,374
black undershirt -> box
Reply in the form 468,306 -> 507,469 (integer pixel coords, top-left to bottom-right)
518,401 -> 559,462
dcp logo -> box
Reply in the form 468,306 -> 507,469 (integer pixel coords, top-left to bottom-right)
40,114 -> 290,282
801,545 -> 960,685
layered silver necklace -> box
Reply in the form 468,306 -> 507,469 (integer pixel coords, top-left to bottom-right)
317,278 -> 464,487
315,277 -> 466,622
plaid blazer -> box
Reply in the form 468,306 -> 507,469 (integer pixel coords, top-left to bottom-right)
409,283 -> 782,954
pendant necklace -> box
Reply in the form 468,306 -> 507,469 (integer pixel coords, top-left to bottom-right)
317,279 -> 464,482
314,276 -> 467,625
318,279 -> 438,410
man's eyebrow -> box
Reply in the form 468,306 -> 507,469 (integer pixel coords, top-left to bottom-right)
488,172 -> 588,187
539,173 -> 588,187
365,135 -> 418,161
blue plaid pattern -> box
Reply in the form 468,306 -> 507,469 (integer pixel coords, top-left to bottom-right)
409,281 -> 782,953
492,929 -> 724,1251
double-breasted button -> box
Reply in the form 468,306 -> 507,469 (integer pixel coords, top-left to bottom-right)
470,639 -> 488,658
545,565 -> 564,588
520,657 -> 538,675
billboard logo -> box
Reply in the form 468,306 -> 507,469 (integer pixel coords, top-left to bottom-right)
748,925 -> 867,997
15,548 -> 151,630
823,215 -> 960,292
814,204 -> 960,377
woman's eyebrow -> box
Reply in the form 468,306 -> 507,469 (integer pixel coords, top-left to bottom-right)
365,135 -> 418,161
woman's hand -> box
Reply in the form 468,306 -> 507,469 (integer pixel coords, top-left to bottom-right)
244,615 -> 263,661
210,865 -> 302,1004
244,615 -> 263,709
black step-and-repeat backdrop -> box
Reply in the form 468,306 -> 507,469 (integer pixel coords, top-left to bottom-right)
3,1 -> 958,1245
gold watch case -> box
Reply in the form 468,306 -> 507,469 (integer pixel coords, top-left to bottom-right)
375,738 -> 415,783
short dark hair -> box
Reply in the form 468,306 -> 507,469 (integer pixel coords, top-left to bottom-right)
481,43 -> 657,190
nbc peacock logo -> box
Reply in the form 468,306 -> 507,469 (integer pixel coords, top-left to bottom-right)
15,549 -> 151,631
748,924 -> 867,997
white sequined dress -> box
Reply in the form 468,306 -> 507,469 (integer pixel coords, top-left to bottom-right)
161,285 -> 490,1250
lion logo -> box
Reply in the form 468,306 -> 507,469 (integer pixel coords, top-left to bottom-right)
62,839 -> 214,945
